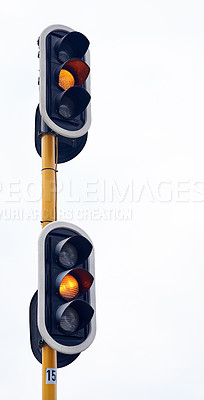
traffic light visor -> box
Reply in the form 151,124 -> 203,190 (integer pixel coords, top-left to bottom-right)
56,300 -> 94,334
56,86 -> 91,120
55,31 -> 90,62
56,235 -> 93,268
71,268 -> 94,294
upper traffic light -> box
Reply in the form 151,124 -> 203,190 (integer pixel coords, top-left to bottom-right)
38,221 -> 96,355
38,25 -> 91,139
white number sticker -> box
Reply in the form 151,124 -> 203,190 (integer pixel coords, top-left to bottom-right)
46,368 -> 57,384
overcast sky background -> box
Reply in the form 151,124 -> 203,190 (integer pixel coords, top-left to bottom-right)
1,1 -> 204,399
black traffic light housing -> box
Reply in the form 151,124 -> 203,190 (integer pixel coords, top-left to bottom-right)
35,105 -> 87,164
38,221 -> 96,355
29,291 -> 80,368
35,24 -> 91,163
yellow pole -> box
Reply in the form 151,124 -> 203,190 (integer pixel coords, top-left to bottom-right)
41,134 -> 57,228
41,133 -> 57,400
42,344 -> 57,400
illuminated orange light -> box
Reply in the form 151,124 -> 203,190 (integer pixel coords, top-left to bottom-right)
59,69 -> 75,91
59,274 -> 79,300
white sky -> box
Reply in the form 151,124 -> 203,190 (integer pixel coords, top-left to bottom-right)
1,1 -> 204,399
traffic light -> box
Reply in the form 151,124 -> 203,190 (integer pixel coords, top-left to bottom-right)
35,24 -> 91,163
38,221 -> 96,355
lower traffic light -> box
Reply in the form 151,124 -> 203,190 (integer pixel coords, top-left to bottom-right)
38,221 -> 96,355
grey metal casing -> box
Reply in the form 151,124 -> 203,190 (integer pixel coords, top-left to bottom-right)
39,24 -> 91,139
38,221 -> 96,354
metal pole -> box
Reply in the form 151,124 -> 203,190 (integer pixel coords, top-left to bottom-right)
41,133 -> 57,400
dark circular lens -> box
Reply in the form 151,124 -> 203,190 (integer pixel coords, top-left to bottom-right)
59,104 -> 73,119
60,306 -> 80,333
56,86 -> 91,120
59,242 -> 78,268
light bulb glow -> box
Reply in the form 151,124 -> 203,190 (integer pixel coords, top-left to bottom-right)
59,274 -> 79,300
59,69 -> 75,90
